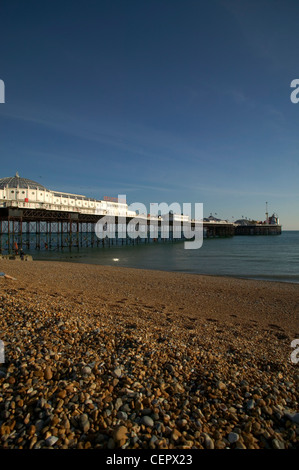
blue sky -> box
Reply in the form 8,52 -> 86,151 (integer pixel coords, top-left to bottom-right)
0,0 -> 298,228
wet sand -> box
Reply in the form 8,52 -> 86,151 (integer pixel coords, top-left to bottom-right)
0,259 -> 298,449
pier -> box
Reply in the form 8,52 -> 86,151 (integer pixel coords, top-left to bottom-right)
0,174 -> 281,255
0,206 -> 236,254
234,224 -> 282,236
0,206 -> 281,255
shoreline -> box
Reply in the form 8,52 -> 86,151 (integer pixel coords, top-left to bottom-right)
0,259 -> 298,449
1,258 -> 299,346
21,255 -> 299,286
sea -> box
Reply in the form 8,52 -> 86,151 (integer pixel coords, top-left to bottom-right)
32,230 -> 299,284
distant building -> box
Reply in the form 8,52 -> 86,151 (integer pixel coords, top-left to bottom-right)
0,173 -> 136,217
234,219 -> 251,226
268,213 -> 280,225
235,215 -> 279,226
203,215 -> 227,223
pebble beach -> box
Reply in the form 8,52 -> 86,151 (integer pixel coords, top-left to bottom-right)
0,259 -> 298,450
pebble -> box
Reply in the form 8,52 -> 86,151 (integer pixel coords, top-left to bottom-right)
82,366 -> 92,375
171,429 -> 181,441
203,433 -> 214,449
115,398 -> 123,410
235,441 -> 247,449
44,366 -> 53,380
285,412 -> 299,425
217,381 -> 227,390
272,439 -> 285,449
79,414 -> 90,433
117,411 -> 128,420
113,426 -> 128,442
246,399 -> 255,410
107,438 -> 115,449
141,416 -> 154,428
45,436 -> 59,447
0,280 -> 297,450
228,432 -> 239,444
149,435 -> 158,446
113,368 -> 122,378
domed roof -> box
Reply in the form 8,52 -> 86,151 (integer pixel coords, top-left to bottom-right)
0,172 -> 47,190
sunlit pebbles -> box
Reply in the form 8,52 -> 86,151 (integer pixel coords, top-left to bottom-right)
0,261 -> 298,449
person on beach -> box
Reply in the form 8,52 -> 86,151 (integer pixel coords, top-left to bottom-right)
0,272 -> 17,280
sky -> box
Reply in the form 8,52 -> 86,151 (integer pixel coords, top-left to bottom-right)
0,0 -> 298,229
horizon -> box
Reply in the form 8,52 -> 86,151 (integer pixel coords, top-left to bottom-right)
0,1 -> 298,229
